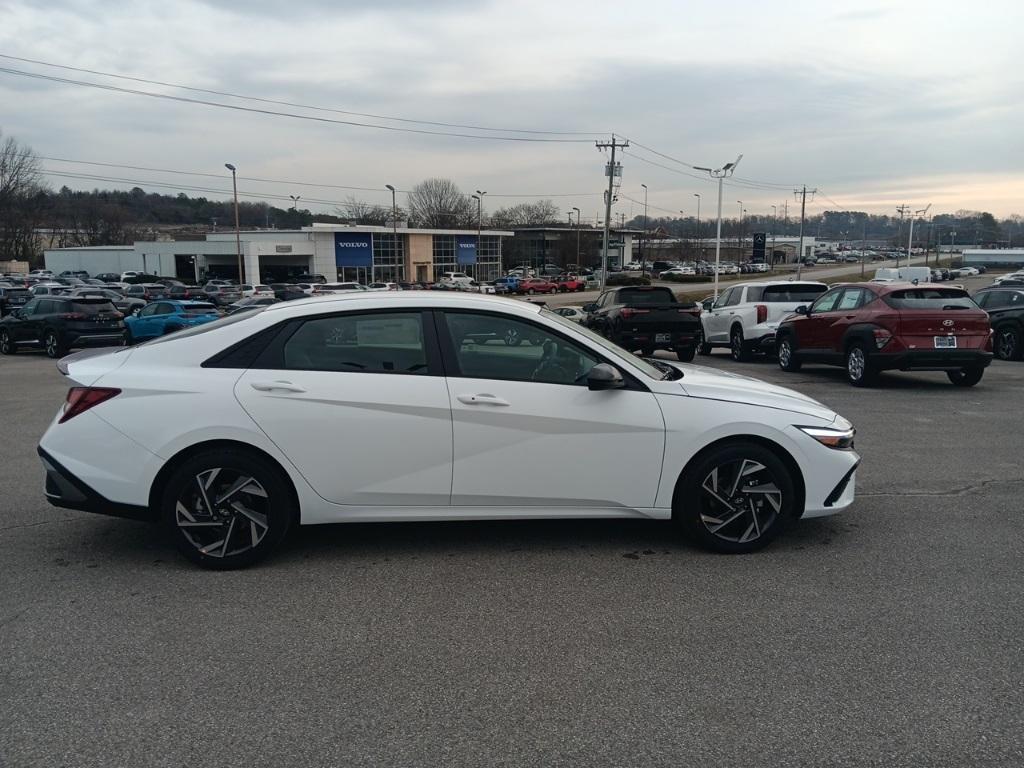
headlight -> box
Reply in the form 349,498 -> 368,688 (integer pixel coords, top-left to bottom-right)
797,425 -> 856,450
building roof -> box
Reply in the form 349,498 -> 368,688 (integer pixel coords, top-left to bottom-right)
305,224 -> 513,236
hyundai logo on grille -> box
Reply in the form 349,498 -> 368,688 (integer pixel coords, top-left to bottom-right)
942,319 -> 955,326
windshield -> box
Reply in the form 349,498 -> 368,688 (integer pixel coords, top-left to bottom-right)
883,288 -> 977,309
541,308 -> 664,380
70,300 -> 117,315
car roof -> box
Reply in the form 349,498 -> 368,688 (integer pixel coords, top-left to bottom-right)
832,281 -> 963,294
261,290 -> 543,317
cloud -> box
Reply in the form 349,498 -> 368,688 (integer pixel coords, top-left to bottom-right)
831,8 -> 890,22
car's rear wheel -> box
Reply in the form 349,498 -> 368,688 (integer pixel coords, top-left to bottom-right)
697,327 -> 712,356
674,441 -> 795,553
994,326 -> 1021,361
44,330 -> 66,359
641,347 -> 654,357
675,345 -> 696,362
160,448 -> 294,569
0,329 -> 16,355
730,326 -> 750,362
947,366 -> 985,387
846,343 -> 876,387
527,288 -> 536,295
777,337 -> 801,372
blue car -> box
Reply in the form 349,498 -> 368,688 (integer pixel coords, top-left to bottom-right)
492,276 -> 521,294
124,300 -> 220,343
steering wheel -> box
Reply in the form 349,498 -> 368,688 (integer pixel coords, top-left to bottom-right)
531,359 -> 572,383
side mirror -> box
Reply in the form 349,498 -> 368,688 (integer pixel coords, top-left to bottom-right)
582,303 -> 598,313
586,363 -> 625,391
794,305 -> 809,316
701,299 -> 713,312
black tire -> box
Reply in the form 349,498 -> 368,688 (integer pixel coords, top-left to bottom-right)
993,325 -> 1021,361
845,342 -> 876,387
730,326 -> 750,362
160,448 -> 295,569
697,326 -> 712,356
947,366 -> 985,387
641,347 -> 655,357
777,336 -> 801,372
673,441 -> 796,554
675,345 -> 696,363
0,329 -> 16,355
527,288 -> 536,295
44,330 -> 66,359
124,327 -> 136,346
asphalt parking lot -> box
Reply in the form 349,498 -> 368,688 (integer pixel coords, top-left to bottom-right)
1,350 -> 1022,767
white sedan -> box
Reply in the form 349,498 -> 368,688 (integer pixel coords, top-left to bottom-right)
38,293 -> 859,568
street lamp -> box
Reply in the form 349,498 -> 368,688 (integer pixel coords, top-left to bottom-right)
640,183 -> 649,273
906,204 -> 931,269
385,184 -> 398,281
224,163 -> 243,284
694,193 -> 702,260
770,205 -> 777,269
572,206 -> 581,269
694,154 -> 743,300
736,201 -> 744,259
474,190 -> 486,280
289,194 -> 301,211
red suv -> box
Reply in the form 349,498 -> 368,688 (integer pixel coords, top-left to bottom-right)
775,282 -> 992,387
516,278 -> 558,295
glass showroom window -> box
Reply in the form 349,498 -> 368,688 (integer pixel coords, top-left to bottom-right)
433,235 -> 457,275
373,234 -> 405,282
477,236 -> 502,281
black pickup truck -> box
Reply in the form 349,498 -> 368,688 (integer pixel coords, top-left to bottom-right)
583,285 -> 702,361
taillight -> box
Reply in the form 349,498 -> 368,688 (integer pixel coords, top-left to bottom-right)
873,328 -> 892,349
59,387 -> 121,424
59,312 -> 87,320
621,308 -> 651,319
755,304 -> 768,324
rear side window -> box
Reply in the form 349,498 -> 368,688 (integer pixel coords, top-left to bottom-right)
883,288 -> 977,309
617,287 -> 676,305
70,300 -> 117,315
282,312 -> 428,375
761,284 -> 828,302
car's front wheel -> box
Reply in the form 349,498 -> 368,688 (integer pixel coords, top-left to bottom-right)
160,448 -> 294,569
777,337 -> 801,372
947,366 -> 985,387
0,329 -> 16,355
674,441 -> 796,553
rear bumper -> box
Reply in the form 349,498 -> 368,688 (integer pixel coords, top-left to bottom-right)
67,330 -> 126,347
874,349 -> 993,371
38,446 -> 155,521
616,330 -> 699,350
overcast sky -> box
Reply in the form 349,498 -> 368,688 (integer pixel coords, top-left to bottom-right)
1,0 -> 1021,221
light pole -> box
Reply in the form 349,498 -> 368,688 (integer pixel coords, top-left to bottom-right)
694,155 -> 743,300
289,194 -> 301,211
572,206 -> 581,270
225,163 -> 243,284
640,183 -> 649,273
771,205 -> 777,270
385,184 -> 398,281
906,205 -> 931,269
694,193 -> 701,261
474,190 -> 486,280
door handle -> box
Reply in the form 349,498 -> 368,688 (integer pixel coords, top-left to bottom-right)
457,393 -> 510,406
250,380 -> 306,393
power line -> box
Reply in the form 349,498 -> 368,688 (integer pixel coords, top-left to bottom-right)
0,65 -> 595,143
0,52 -> 606,137
618,193 -> 682,216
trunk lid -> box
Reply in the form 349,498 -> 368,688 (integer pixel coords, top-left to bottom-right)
883,288 -> 990,350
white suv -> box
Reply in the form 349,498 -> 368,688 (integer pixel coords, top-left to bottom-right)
699,280 -> 828,361
441,271 -> 473,285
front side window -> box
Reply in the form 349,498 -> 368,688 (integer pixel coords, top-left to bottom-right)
443,311 -> 599,386
713,288 -> 734,309
283,312 -> 428,375
811,290 -> 843,313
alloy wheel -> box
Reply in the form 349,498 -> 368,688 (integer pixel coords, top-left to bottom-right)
0,331 -> 11,355
175,468 -> 271,558
996,328 -> 1018,360
699,459 -> 783,544
847,346 -> 866,381
45,333 -> 59,358
778,340 -> 792,367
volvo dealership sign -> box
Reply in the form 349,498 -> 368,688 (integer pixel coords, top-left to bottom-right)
334,232 -> 373,267
456,235 -> 477,265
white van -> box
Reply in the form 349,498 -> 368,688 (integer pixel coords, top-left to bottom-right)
874,267 -> 931,283
441,271 -> 473,285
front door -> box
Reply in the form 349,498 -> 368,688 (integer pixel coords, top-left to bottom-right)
799,288 -> 845,352
438,311 -> 665,509
704,287 -> 736,343
234,310 -> 453,506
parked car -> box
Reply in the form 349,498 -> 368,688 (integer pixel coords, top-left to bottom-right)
659,266 -> 695,278
124,301 -> 221,344
516,278 -> 558,295
270,283 -> 308,301
556,275 -> 586,292
974,287 -> 1024,361
315,282 -> 366,294
0,296 -> 125,358
0,285 -> 32,317
288,273 -> 327,285
30,283 -> 70,297
68,287 -> 145,316
367,282 -> 400,292
38,291 -> 859,568
93,273 -> 122,283
775,283 -> 993,386
492,276 -> 521,294
583,285 -> 702,361
553,306 -> 587,323
124,283 -> 167,302
28,269 -> 54,279
699,281 -> 829,361
153,284 -> 203,301
225,296 -> 280,314
440,271 -> 474,285
239,284 -> 275,298
949,267 -> 980,278
202,284 -> 243,305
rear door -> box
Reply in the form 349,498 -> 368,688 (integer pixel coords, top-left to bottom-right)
439,310 -> 665,509
234,310 -> 453,507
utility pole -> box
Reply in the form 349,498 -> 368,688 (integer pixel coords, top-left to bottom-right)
225,163 -> 243,284
572,207 -> 581,271
895,204 -> 910,268
770,205 -> 777,271
596,136 -> 627,288
695,154 -> 743,300
640,183 -> 649,273
906,205 -> 931,271
694,193 -> 702,261
794,186 -> 817,279
861,218 -> 868,277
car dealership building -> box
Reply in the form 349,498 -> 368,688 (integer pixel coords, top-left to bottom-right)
44,224 -> 514,284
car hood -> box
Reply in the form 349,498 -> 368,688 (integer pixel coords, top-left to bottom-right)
663,363 -> 838,422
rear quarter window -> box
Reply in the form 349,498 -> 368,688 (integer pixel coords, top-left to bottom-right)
883,289 -> 977,309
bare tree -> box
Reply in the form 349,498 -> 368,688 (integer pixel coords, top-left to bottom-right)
0,129 -> 45,262
489,200 -> 561,228
407,178 -> 474,228
334,195 -> 407,226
